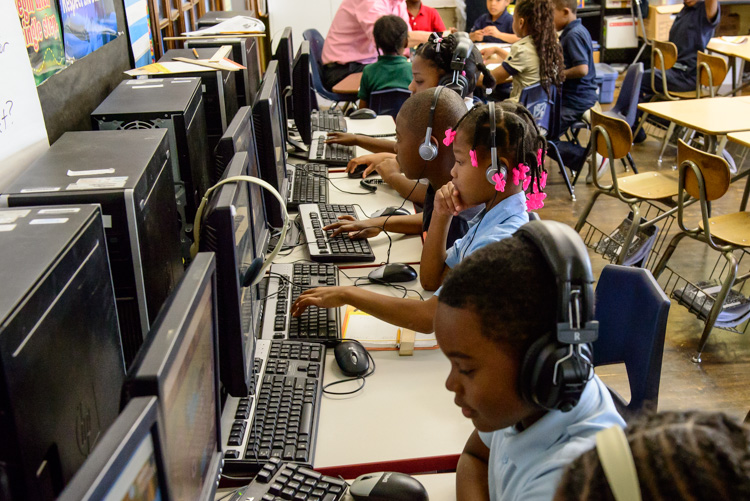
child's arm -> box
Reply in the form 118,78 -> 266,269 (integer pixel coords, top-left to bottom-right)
419,181 -> 464,291
489,61 -> 512,84
366,158 -> 428,204
327,134 -> 396,154
325,213 -> 424,238
456,430 -> 491,501
481,26 -> 519,43
359,99 -> 368,109
291,289 -> 438,333
706,0 -> 719,21
470,30 -> 485,42
563,64 -> 589,80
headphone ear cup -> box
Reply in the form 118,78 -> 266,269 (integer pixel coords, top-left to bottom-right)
419,140 -> 438,161
485,165 -> 498,185
519,332 -> 554,407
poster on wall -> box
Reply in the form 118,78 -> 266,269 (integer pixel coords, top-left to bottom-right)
16,0 -> 68,85
59,0 -> 119,61
124,0 -> 154,67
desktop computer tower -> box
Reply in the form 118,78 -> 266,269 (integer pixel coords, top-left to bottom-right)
0,204 -> 125,500
0,130 -> 184,368
186,37 -> 262,109
91,77 -> 210,252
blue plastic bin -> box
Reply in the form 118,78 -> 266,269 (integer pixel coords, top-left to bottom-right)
594,62 -> 618,104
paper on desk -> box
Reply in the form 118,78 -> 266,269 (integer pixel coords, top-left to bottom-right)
719,36 -> 748,44
125,59 -> 243,76
183,16 -> 264,36
342,305 -> 438,350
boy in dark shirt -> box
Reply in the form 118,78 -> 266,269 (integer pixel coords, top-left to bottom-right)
553,0 -> 598,134
469,0 -> 519,43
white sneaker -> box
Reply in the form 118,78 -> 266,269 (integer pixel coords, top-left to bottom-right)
586,153 -> 609,184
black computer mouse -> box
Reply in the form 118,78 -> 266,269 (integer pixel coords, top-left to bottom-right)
334,340 -> 370,377
349,108 -> 377,119
370,206 -> 411,217
349,472 -> 429,501
348,164 -> 377,178
368,263 -> 418,283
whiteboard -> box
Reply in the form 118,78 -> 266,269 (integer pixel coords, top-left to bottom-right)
1,2 -> 50,191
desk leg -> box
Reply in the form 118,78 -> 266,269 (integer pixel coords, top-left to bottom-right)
741,172 -> 750,212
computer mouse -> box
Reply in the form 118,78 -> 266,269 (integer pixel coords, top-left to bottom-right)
368,263 -> 418,283
349,471 -> 428,501
348,164 -> 377,178
334,340 -> 370,377
370,206 -> 411,218
349,108 -> 377,119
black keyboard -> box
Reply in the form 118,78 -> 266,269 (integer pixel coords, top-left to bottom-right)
289,164 -> 328,209
222,340 -> 325,472
228,459 -> 347,501
261,263 -> 340,345
308,131 -> 354,166
311,109 -> 347,133
299,204 -> 375,263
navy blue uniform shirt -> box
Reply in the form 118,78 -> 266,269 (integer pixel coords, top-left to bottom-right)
669,1 -> 720,86
560,19 -> 598,112
471,11 -> 514,43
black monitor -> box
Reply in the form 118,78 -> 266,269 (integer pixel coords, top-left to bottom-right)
124,253 -> 223,501
199,151 -> 269,397
253,60 -> 289,227
292,40 -> 316,145
0,205 -> 125,500
273,26 -> 294,120
57,397 -> 170,501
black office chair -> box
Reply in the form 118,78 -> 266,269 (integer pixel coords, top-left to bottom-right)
369,88 -> 412,119
594,264 -> 671,419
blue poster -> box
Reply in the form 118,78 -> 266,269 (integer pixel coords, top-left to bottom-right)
59,0 -> 118,61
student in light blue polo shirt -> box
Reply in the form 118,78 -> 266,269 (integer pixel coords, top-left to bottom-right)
435,232 -> 625,501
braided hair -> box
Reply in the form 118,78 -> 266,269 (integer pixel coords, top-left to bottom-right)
556,411 -> 750,501
514,0 -> 565,91
414,33 -> 496,95
454,101 -> 548,196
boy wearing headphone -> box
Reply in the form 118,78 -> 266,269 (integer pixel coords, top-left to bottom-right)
435,223 -> 625,501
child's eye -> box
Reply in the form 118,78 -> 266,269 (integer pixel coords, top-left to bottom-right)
458,368 -> 474,376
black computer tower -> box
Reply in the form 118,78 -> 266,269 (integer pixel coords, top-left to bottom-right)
91,77 -> 210,250
186,37 -> 262,109
0,205 -> 125,500
0,130 -> 184,368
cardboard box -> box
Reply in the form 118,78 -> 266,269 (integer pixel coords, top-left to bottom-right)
639,4 -> 682,41
603,16 -> 639,48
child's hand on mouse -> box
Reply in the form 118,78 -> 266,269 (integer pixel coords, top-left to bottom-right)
324,215 -> 382,239
325,132 -> 358,146
434,181 -> 465,216
346,152 -> 395,176
292,287 -> 348,316
371,157 -> 401,181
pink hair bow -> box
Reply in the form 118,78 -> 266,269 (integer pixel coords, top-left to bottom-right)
470,149 -> 479,167
526,192 -> 547,210
491,172 -> 506,192
539,170 -> 548,190
536,148 -> 544,167
512,163 -> 530,186
443,128 -> 457,146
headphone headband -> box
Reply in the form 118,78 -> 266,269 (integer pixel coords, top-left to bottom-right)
419,86 -> 444,161
596,426 -> 643,501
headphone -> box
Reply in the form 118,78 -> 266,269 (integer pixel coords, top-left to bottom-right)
516,220 -> 598,412
190,171 -> 289,288
485,103 -> 508,189
596,426 -> 642,501
418,86 -> 444,161
438,34 -> 472,98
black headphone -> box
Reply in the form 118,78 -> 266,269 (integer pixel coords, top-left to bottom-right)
418,86 -> 444,161
516,220 -> 598,412
485,103 -> 508,189
438,34 -> 472,98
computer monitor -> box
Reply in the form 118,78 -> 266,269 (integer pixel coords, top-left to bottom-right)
273,26 -> 294,120
253,60 -> 289,227
199,151 -> 269,397
57,397 -> 170,501
292,40 -> 316,145
124,253 -> 223,501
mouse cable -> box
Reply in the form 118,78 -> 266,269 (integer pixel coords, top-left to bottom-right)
216,487 -> 242,500
322,343 -> 376,396
304,170 -> 375,196
352,277 -> 425,301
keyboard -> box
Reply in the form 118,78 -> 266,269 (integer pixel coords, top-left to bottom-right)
221,340 -> 325,472
288,164 -> 328,209
228,459 -> 347,501
299,204 -> 375,263
311,109 -> 347,133
308,131 -> 355,166
261,263 -> 340,345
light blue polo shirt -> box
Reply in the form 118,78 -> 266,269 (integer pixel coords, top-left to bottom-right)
479,375 -> 625,501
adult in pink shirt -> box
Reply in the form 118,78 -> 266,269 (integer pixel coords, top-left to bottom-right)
321,0 -> 430,90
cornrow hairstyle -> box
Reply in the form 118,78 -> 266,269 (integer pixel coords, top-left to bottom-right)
514,0 -> 565,91
556,411 -> 750,501
373,15 -> 409,55
414,33 -> 497,95
454,101 -> 548,195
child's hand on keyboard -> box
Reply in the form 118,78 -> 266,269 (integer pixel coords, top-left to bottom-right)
324,215 -> 382,239
345,152 -> 395,176
291,287 -> 348,316
325,132 -> 358,146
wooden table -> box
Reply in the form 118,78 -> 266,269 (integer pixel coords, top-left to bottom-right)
332,72 -> 362,94
707,36 -> 750,95
726,131 -> 750,211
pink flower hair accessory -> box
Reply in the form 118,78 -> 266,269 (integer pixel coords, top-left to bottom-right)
443,128 -> 457,146
526,192 -> 547,210
469,149 -> 479,167
539,170 -> 548,190
536,148 -> 544,167
522,176 -> 531,191
491,172 -> 506,192
512,163 -> 530,186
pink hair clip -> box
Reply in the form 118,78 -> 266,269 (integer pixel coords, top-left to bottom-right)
491,172 -> 506,192
539,170 -> 548,190
461,70 -> 466,77
443,128 -> 457,146
536,148 -> 544,167
470,149 -> 479,167
526,192 -> 547,210
512,163 -> 530,186
522,176 -> 531,191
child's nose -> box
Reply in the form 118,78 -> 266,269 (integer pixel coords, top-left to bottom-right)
445,369 -> 458,393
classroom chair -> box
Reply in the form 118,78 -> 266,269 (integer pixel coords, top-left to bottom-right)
594,264 -> 670,419
369,88 -> 412,119
519,84 -> 575,200
652,139 -> 750,363
575,110 -> 685,267
302,29 -> 359,109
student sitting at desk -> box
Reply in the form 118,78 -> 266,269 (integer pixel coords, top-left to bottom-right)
407,0 -> 447,32
292,101 -> 546,327
358,15 -> 413,110
435,229 -> 625,501
470,0 -> 519,44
